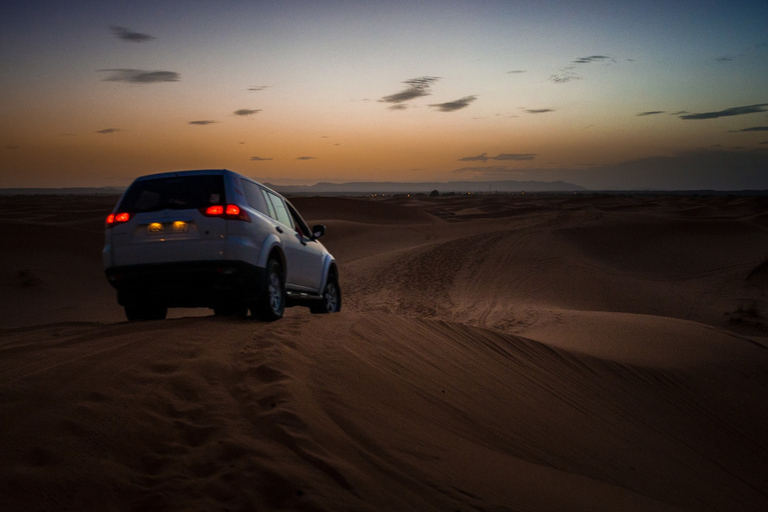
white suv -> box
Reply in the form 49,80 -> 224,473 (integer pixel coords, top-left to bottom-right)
103,169 -> 340,321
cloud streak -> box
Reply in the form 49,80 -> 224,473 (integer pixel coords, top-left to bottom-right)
459,152 -> 536,162
679,103 -> 768,120
234,109 -> 261,116
637,111 -> 665,116
429,95 -> 477,112
189,120 -> 216,125
96,128 -> 121,134
380,76 -> 440,104
572,55 -> 612,64
714,54 -> 743,62
250,156 -> 273,161
524,108 -> 554,114
730,126 -> 768,132
110,26 -> 155,42
99,69 -> 180,83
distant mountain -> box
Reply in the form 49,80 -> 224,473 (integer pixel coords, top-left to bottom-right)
266,180 -> 583,195
0,180 -> 582,197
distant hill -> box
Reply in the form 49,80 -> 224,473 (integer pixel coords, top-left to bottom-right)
266,180 -> 583,195
0,180 -> 583,196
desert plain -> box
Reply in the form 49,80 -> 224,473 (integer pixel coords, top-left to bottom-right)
1,191 -> 767,511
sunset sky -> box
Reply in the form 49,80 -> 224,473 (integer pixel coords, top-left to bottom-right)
1,0 -> 767,189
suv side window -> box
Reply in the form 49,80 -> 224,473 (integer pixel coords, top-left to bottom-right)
259,189 -> 277,219
263,190 -> 294,228
241,179 -> 268,214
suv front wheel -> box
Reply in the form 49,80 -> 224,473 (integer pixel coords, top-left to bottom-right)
311,273 -> 341,314
254,259 -> 285,321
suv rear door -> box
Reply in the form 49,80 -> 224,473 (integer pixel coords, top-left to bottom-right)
107,174 -> 229,266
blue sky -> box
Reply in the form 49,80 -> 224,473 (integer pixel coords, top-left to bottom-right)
1,0 -> 767,189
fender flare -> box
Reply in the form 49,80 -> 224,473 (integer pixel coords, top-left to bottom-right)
319,256 -> 339,291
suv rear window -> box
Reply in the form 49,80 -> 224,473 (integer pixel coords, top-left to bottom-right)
119,175 -> 226,213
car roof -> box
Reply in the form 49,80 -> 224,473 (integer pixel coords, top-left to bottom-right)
132,169 -> 233,181
128,169 -> 290,200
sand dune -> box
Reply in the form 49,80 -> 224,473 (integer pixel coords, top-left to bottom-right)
2,193 -> 768,511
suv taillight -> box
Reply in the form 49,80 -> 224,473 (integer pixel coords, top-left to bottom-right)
106,212 -> 130,227
201,204 -> 251,222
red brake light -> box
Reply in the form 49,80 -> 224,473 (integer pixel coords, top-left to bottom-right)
202,204 -> 250,222
106,212 -> 130,227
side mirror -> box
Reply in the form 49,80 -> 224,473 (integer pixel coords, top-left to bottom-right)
311,224 -> 326,239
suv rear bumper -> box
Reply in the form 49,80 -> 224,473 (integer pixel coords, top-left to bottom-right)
105,261 -> 265,308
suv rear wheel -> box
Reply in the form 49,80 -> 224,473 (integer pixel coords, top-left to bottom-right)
254,259 -> 285,321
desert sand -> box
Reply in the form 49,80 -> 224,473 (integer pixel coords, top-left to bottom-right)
1,192 -> 767,511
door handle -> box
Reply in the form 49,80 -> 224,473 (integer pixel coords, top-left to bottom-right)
276,226 -> 283,234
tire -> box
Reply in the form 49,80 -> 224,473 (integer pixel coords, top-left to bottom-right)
125,304 -> 168,321
310,273 -> 341,314
254,259 -> 285,321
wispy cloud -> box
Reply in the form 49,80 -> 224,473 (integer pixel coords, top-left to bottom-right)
550,55 -> 614,84
234,109 -> 261,116
110,26 -> 155,42
248,85 -> 268,92
572,55 -> 613,64
250,156 -> 273,161
429,95 -> 477,112
380,76 -> 440,104
189,120 -> 216,125
96,128 -> 121,134
523,108 -> 554,114
507,70 -> 526,74
99,69 -> 180,83
548,70 -> 581,84
296,156 -> 316,160
494,153 -> 537,161
680,103 -> 768,120
714,54 -> 743,62
729,126 -> 768,132
459,152 -> 536,162
637,111 -> 665,116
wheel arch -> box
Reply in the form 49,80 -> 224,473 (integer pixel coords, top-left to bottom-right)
258,234 -> 286,272
320,257 -> 339,291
